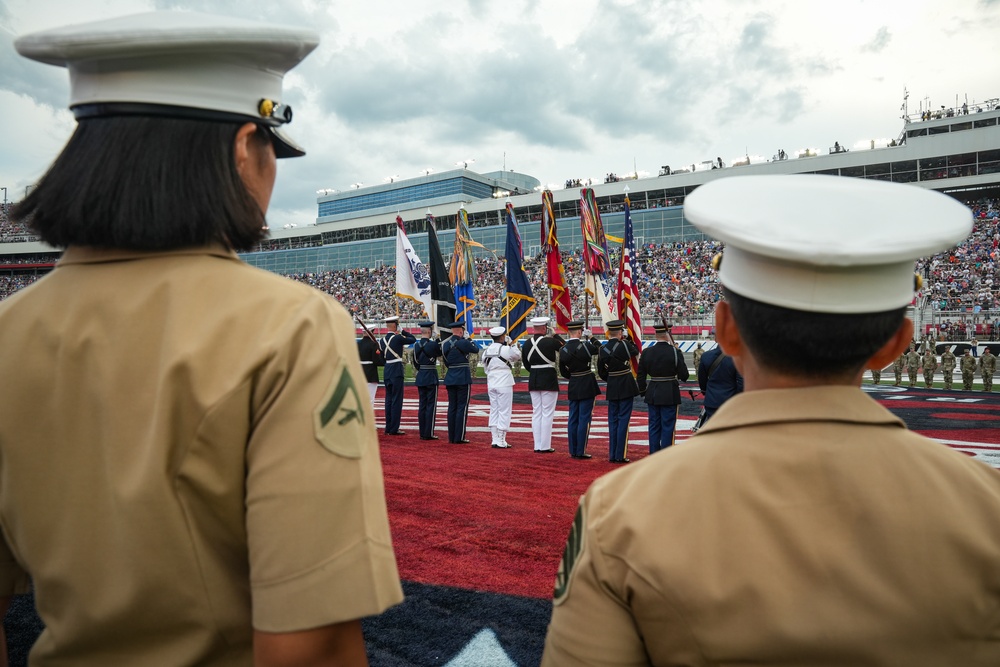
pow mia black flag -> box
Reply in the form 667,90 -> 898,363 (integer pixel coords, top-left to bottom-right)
426,212 -> 456,330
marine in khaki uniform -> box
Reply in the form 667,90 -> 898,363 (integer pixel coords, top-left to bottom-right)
940,347 -> 957,390
961,348 -> 978,390
921,349 -> 938,388
978,348 -> 996,392
892,351 -> 905,385
543,175 -> 1000,666
0,14 -> 402,664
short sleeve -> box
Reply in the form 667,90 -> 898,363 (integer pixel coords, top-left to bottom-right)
541,491 -> 648,667
245,295 -> 403,632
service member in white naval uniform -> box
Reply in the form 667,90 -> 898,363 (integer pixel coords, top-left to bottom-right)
522,316 -> 565,452
481,326 -> 521,448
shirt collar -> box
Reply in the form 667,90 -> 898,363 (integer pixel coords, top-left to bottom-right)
57,244 -> 239,267
698,386 -> 905,435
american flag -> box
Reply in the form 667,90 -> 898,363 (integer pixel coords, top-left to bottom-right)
616,194 -> 642,370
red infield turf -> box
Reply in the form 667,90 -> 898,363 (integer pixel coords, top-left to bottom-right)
375,382 -> 1000,600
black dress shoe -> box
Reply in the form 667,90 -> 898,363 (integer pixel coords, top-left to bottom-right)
385,430 -> 407,436
610,458 -> 630,464
572,453 -> 593,459
454,439 -> 471,444
492,443 -> 511,449
535,448 -> 556,453
420,436 -> 439,441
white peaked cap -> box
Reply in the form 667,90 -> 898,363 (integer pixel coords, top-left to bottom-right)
489,326 -> 506,336
530,317 -> 550,326
15,12 -> 319,158
684,175 -> 972,313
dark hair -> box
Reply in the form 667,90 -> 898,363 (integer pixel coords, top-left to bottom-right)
12,116 -> 269,251
724,287 -> 906,378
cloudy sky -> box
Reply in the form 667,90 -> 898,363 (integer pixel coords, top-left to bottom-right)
2,0 -> 999,227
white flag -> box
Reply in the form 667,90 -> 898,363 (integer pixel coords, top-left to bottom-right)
584,271 -> 617,327
395,216 -> 433,317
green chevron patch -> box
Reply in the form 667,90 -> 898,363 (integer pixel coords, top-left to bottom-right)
553,501 -> 586,605
314,361 -> 367,458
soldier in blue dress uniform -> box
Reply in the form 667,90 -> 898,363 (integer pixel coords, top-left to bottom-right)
636,323 -> 690,453
379,315 -> 415,435
412,321 -> 442,440
598,319 -> 640,463
441,320 -> 479,443
356,328 -> 383,407
559,320 -> 601,459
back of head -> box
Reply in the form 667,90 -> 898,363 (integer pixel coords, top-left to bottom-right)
684,175 -> 972,380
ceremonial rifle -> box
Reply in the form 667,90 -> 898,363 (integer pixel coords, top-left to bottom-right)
355,316 -> 379,346
658,307 -> 677,347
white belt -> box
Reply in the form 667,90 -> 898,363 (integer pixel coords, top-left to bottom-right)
386,359 -> 403,364
360,361 -> 374,365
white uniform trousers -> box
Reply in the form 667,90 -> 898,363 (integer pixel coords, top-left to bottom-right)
488,385 -> 513,445
530,390 -> 558,450
368,382 -> 379,407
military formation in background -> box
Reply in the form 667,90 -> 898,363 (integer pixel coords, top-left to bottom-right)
877,340 -> 996,391
359,319 -> 998,460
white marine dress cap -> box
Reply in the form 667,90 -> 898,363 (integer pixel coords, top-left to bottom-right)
384,316 -> 400,323
489,326 -> 506,337
530,317 -> 550,326
683,175 -> 972,313
14,11 -> 319,158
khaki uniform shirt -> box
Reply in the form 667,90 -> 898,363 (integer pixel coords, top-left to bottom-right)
543,386 -> 1000,666
0,247 -> 403,665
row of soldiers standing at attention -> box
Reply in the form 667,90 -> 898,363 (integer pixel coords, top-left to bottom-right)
882,343 -> 997,391
358,314 -> 692,462
517,315 -> 692,462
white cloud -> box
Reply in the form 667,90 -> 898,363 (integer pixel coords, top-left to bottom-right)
1,0 -> 998,223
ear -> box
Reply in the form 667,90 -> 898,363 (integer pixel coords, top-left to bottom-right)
714,301 -> 744,358
233,122 -> 258,176
867,318 -> 914,369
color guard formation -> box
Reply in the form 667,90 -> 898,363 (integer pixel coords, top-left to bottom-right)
358,313 -> 694,462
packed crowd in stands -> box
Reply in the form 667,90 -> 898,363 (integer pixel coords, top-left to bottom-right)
0,203 -> 38,244
2,198 -> 999,336
0,274 -> 41,300
916,198 -> 1000,314
279,239 -> 725,326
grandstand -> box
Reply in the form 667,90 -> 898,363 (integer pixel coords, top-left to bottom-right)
3,98 -> 999,335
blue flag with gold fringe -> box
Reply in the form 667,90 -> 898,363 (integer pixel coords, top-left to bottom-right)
499,202 -> 536,341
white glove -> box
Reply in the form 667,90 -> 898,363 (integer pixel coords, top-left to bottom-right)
582,328 -> 592,338
505,335 -> 512,344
